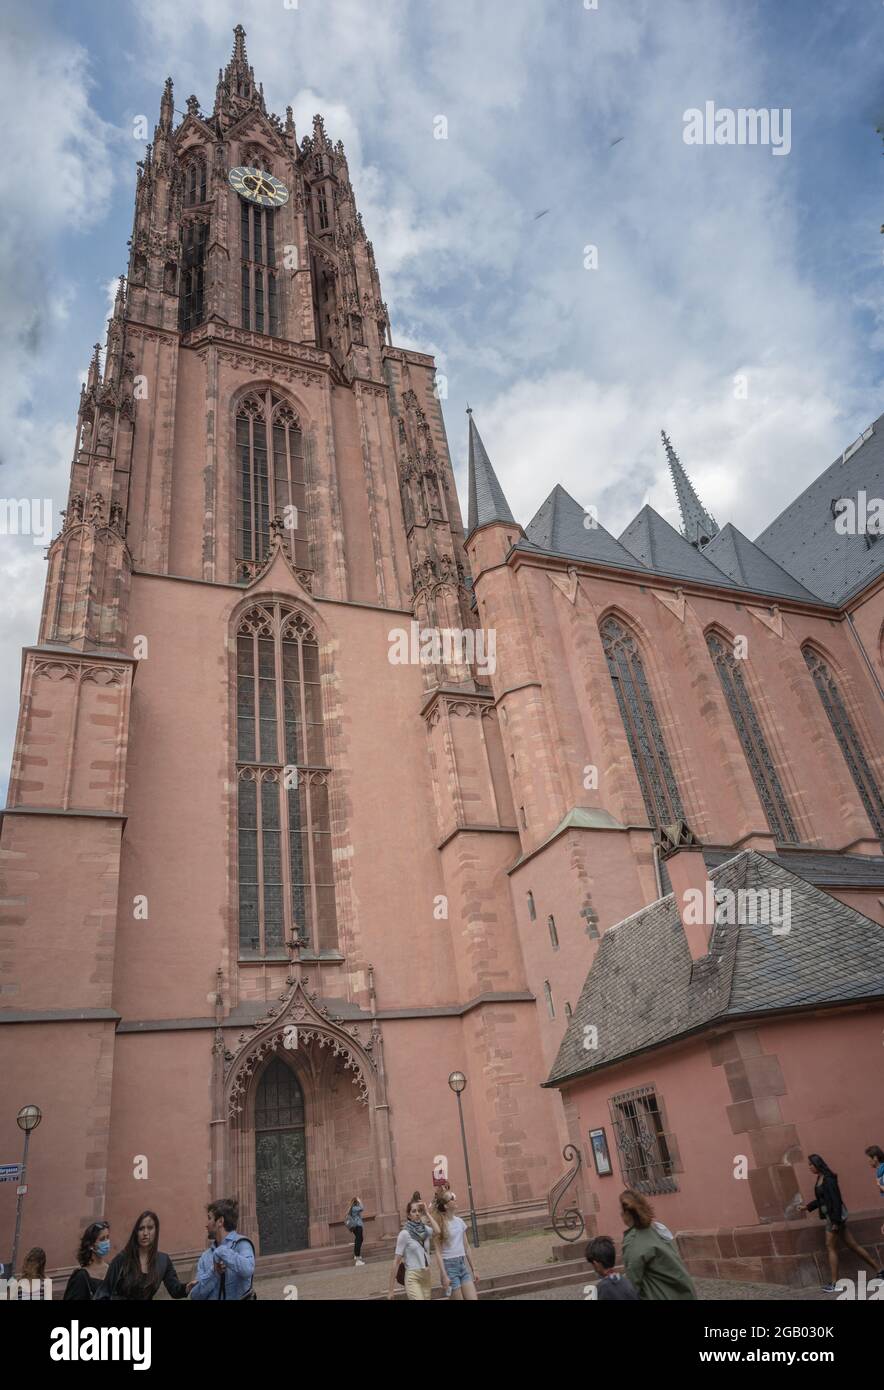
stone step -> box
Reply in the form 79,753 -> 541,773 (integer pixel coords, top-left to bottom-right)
360,1260 -> 590,1301
254,1242 -> 396,1278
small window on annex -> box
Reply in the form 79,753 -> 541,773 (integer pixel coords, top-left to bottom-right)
608,1084 -> 678,1195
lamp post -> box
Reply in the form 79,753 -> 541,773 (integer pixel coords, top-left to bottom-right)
447,1072 -> 479,1247
11,1104 -> 41,1276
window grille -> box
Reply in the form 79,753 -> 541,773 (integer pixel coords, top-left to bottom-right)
609,1084 -> 678,1195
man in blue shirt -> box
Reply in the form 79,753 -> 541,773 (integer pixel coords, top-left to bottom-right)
188,1198 -> 256,1300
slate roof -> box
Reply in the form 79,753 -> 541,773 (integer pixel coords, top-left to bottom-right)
660,848 -> 884,893
520,484 -> 644,569
546,850 -> 884,1087
754,414 -> 884,604
617,505 -> 738,587
703,524 -> 821,603
466,414 -> 516,536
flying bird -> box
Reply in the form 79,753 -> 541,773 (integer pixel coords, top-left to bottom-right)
533,209 -> 550,220
609,136 -> 625,147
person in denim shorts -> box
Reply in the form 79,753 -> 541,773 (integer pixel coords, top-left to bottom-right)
433,1190 -> 478,1301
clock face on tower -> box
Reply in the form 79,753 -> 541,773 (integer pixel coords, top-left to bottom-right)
228,166 -> 289,208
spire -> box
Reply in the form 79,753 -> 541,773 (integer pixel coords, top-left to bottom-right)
87,343 -> 102,389
467,410 -> 516,536
661,430 -> 719,548
216,24 -> 263,115
112,275 -> 126,319
159,77 -> 174,130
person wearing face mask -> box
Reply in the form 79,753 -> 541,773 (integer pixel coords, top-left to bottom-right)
63,1222 -> 111,1300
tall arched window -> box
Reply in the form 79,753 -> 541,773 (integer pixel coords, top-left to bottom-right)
179,217 -> 208,332
706,633 -> 799,842
241,196 -> 278,335
600,616 -> 685,828
802,646 -> 884,839
184,156 -> 207,206
235,391 -> 309,581
236,602 -> 336,954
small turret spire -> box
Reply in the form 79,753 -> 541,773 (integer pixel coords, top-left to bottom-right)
87,343 -> 102,388
112,275 -> 126,319
216,24 -> 263,115
467,412 -> 516,536
661,430 -> 719,548
159,77 -> 173,129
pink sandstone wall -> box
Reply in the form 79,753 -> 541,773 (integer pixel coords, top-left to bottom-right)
561,1008 -> 884,1247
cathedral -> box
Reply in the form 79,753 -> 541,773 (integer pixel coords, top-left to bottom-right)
1,27 -> 882,1281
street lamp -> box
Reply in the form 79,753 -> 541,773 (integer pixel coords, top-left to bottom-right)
447,1072 -> 479,1247
11,1104 -> 42,1276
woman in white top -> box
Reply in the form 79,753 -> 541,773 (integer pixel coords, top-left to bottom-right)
388,1198 -> 447,1300
433,1190 -> 478,1301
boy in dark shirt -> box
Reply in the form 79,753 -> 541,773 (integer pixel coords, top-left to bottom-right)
586,1235 -> 640,1301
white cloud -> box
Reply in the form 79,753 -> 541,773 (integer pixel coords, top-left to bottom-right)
1,0 -> 881,788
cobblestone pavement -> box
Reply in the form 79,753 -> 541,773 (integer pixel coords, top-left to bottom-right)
251,1230 -> 838,1302
509,1279 -> 836,1301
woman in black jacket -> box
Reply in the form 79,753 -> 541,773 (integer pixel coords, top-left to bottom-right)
63,1221 -> 111,1300
804,1155 -> 883,1292
95,1211 -> 187,1301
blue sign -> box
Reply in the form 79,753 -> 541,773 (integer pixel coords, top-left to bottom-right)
0,1166 -> 22,1183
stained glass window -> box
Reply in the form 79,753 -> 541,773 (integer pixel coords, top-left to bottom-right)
706,632 -> 799,842
802,646 -> 884,839
600,616 -> 684,828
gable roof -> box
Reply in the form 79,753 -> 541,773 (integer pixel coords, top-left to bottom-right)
703,523 -> 822,603
546,850 -> 884,1087
618,505 -> 738,587
521,484 -> 644,568
754,414 -> 884,604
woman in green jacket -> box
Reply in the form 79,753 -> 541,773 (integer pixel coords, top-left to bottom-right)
620,1190 -> 697,1300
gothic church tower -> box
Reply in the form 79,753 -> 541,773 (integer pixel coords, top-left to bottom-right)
0,27 -> 558,1261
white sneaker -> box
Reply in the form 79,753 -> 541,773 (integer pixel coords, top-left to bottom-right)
354,1258 -> 365,1266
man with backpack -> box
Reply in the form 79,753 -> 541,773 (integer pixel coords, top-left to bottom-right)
188,1198 -> 256,1300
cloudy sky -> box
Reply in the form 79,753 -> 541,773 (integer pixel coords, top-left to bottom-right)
0,0 -> 882,792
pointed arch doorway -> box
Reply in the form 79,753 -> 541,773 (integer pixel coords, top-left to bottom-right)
254,1056 -> 309,1253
